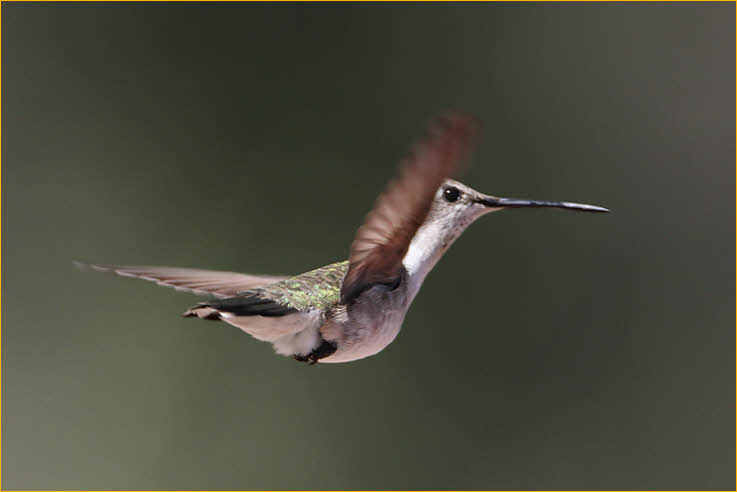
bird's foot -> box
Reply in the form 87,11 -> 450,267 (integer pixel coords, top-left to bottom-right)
292,353 -> 320,364
292,340 -> 337,365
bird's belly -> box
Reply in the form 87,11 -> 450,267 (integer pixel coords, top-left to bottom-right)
220,311 -> 318,342
319,310 -> 405,363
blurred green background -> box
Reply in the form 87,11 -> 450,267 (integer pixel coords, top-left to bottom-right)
3,3 -> 734,490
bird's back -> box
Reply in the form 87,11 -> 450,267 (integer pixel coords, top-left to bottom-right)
255,260 -> 349,312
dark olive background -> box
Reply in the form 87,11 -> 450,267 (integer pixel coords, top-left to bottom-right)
3,2 -> 734,490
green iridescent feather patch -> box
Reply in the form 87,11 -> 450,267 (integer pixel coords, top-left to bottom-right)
258,260 -> 348,311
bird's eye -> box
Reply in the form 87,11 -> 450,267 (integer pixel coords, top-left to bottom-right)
443,186 -> 462,203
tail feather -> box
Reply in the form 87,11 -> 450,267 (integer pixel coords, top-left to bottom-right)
182,307 -> 222,320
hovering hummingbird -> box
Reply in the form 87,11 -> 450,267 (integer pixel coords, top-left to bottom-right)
79,114 -> 608,364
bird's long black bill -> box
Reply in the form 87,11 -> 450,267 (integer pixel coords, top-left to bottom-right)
479,197 -> 610,213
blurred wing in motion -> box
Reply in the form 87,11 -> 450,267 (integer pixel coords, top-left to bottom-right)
75,261 -> 287,298
340,113 -> 478,304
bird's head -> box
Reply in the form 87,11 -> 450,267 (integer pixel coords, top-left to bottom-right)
427,178 -> 609,231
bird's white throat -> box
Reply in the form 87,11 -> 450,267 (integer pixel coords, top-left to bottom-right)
402,219 -> 464,303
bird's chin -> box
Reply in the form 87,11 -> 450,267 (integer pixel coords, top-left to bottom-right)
475,204 -> 503,217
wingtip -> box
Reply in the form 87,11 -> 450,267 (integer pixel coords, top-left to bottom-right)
73,260 -> 93,272
437,110 -> 481,128
73,260 -> 113,273
430,111 -> 480,143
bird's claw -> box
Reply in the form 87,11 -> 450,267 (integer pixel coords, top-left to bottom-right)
292,353 -> 319,364
292,339 -> 337,365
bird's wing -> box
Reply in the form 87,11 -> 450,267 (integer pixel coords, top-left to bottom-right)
75,261 -> 287,298
340,113 -> 478,304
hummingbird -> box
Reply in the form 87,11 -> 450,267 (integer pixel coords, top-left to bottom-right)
78,114 -> 608,364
